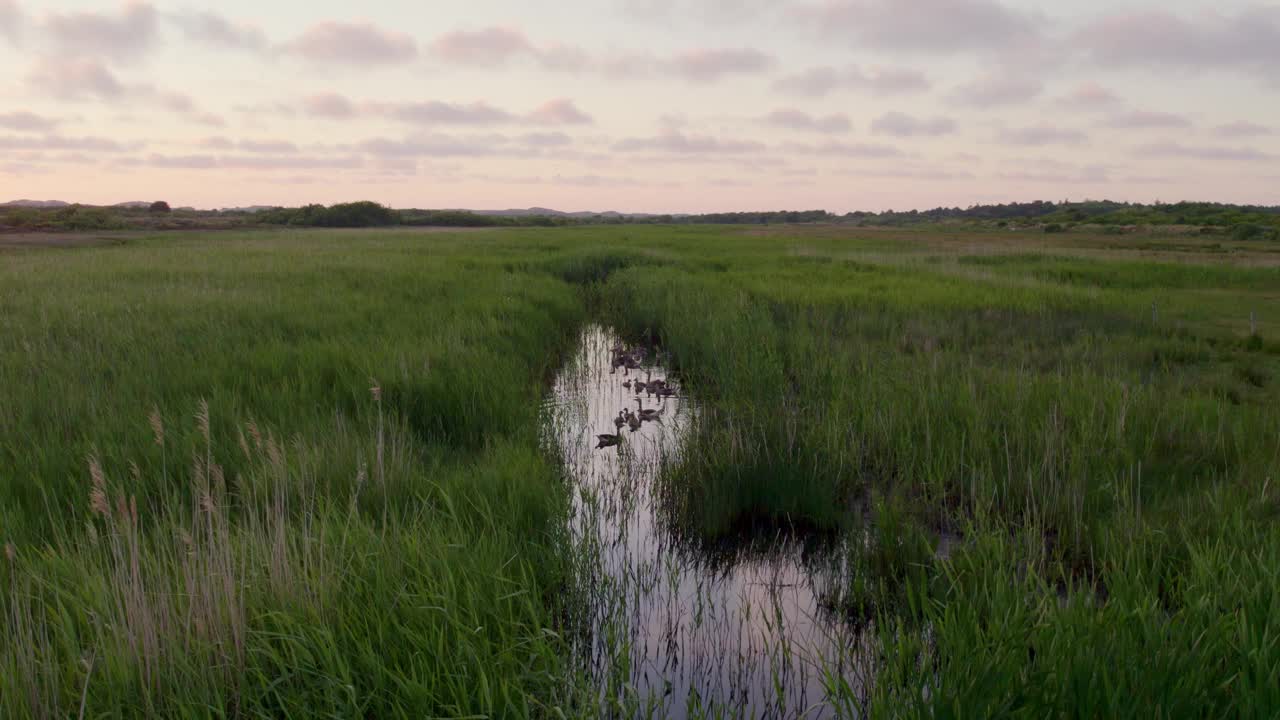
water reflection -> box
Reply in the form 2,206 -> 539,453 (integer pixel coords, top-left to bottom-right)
543,325 -> 874,718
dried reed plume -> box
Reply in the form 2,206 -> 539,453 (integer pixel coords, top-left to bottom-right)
148,406 -> 165,447
88,454 -> 109,518
195,399 -> 210,445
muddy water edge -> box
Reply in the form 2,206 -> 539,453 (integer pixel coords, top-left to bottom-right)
543,325 -> 884,718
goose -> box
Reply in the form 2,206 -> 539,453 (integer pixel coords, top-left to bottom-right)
656,385 -> 676,399
595,433 -> 622,449
613,411 -> 626,430
622,379 -> 632,390
634,380 -> 647,393
625,410 -> 642,432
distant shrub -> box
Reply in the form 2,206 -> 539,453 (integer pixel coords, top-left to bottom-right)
149,201 -> 171,214
1043,223 -> 1066,234
1230,223 -> 1276,241
259,201 -> 399,228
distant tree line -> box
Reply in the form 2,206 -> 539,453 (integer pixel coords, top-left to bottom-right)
4,199 -> 1279,239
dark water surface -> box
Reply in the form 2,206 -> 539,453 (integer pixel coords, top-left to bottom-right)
543,326 -> 875,718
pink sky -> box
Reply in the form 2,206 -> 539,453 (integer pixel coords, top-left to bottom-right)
1,0 -> 1277,212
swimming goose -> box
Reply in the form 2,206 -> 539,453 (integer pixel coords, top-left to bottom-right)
613,411 -> 626,430
626,410 -> 642,432
596,433 -> 622,449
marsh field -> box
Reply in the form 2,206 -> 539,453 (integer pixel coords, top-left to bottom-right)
2,224 -> 1278,718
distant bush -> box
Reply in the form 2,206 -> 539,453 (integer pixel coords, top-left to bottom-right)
1230,223 -> 1277,242
1043,223 -> 1066,234
260,201 -> 399,228
149,201 -> 171,214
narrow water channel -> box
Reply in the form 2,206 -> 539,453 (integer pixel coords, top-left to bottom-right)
543,325 -> 874,718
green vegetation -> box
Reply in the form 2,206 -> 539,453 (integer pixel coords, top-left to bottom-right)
6,199 -> 1280,236
2,224 -> 1278,716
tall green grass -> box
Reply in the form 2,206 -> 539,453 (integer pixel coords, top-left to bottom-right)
2,224 -> 1277,716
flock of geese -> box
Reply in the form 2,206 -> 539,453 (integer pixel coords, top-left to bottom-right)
596,342 -> 679,449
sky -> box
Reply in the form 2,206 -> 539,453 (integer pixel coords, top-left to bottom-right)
0,0 -> 1277,212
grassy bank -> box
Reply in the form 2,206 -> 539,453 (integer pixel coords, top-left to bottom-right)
2,224 -> 1278,716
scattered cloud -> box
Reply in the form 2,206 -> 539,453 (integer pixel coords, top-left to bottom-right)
379,101 -> 516,126
1000,164 -> 1109,184
780,65 -> 928,98
1213,121 -> 1272,138
518,132 -> 573,148
356,134 -> 500,158
614,130 -> 766,154
0,0 -> 22,43
429,26 -> 532,66
287,21 -> 417,65
763,109 -> 851,134
1101,110 -> 1192,129
44,2 -> 160,61
794,0 -> 1041,55
669,48 -> 774,82
1054,82 -> 1120,110
871,111 -> 955,137
27,57 -> 125,99
1134,141 -> 1272,162
0,110 -> 62,132
621,0 -> 775,24
951,72 -> 1042,107
787,140 -> 904,158
999,125 -> 1088,146
0,134 -> 136,152
149,153 -> 218,169
527,98 -> 593,125
302,92 -> 357,119
1076,7 -> 1280,82
171,10 -> 268,52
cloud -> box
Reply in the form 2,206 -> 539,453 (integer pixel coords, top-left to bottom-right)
518,132 -> 573,148
302,92 -> 357,119
145,153 -> 363,170
0,0 -> 21,43
1054,82 -> 1120,110
1101,111 -> 1192,129
999,125 -> 1088,146
621,0 -> 775,24
198,136 -> 235,150
25,57 -> 222,127
763,109 -> 851,133
614,130 -> 766,154
0,111 -> 61,132
429,26 -> 532,66
27,57 -> 125,99
287,22 -> 417,65
1213,121 -> 1272,138
380,101 -> 516,126
237,139 -> 300,154
356,135 -> 500,158
669,48 -> 774,82
149,153 -> 218,169
45,2 -> 159,61
527,98 -> 593,125
0,134 -> 135,152
1134,141 -> 1272,162
171,10 -> 268,51
1076,7 -> 1280,81
787,140 -> 904,158
773,64 -> 930,97
951,72 -> 1042,107
1000,164 -> 1109,184
794,0 -> 1041,54
871,111 -> 955,137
